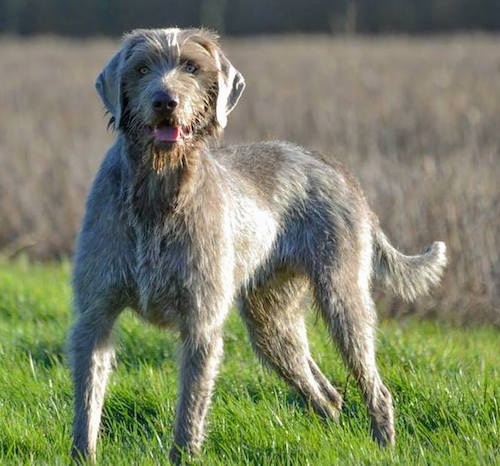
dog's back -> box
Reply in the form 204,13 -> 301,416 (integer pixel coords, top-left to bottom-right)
215,140 -> 446,300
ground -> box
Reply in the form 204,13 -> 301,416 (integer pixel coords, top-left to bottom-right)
0,259 -> 497,464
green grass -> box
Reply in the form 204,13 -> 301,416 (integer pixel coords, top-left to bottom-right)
0,259 -> 498,465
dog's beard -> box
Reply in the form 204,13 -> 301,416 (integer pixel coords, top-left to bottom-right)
152,146 -> 168,173
147,123 -> 218,174
149,142 -> 187,174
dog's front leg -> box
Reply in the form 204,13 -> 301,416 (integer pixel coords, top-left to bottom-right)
69,305 -> 120,463
169,327 -> 224,464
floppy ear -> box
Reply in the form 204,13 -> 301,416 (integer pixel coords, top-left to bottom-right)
215,50 -> 245,129
95,46 -> 126,129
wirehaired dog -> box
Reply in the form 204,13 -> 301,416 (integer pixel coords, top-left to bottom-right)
69,27 -> 447,463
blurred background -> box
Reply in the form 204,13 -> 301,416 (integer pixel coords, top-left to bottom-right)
0,0 -> 498,324
1,0 -> 500,35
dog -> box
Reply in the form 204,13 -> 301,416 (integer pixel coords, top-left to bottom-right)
68,27 -> 447,463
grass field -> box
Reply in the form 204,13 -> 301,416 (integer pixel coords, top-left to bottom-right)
0,259 -> 498,465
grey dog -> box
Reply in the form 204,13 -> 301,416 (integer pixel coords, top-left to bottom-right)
68,27 -> 447,463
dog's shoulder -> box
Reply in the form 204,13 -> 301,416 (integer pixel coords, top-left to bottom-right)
80,138 -> 129,230
90,138 -> 126,196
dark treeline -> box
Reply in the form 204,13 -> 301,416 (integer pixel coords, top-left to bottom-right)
0,0 -> 499,36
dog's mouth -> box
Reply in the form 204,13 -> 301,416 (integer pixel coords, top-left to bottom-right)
148,121 -> 193,145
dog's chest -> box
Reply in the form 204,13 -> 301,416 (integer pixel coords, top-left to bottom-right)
133,229 -> 194,326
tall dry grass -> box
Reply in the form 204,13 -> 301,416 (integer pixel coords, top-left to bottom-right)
0,34 -> 498,324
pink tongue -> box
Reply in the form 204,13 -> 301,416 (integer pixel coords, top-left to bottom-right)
154,125 -> 181,142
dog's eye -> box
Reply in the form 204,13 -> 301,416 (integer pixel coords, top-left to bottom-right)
138,66 -> 149,75
183,61 -> 198,74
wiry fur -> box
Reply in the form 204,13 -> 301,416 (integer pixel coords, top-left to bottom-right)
373,230 -> 447,301
68,27 -> 447,464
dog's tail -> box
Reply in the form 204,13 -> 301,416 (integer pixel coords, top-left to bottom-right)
372,228 -> 447,301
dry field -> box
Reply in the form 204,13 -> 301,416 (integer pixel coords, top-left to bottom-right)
0,34 -> 498,324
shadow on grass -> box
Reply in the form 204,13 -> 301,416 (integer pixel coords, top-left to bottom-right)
17,328 -> 179,371
15,339 -> 65,369
100,389 -> 172,443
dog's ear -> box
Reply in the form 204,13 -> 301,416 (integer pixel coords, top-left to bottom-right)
95,31 -> 145,129
180,29 -> 245,129
215,50 -> 245,128
95,47 -> 125,130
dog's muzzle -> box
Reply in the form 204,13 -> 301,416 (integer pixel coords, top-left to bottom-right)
148,91 -> 193,144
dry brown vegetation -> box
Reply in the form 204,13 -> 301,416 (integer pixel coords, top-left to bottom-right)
0,34 -> 498,325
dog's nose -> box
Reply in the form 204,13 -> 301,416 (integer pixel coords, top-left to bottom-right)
152,91 -> 179,112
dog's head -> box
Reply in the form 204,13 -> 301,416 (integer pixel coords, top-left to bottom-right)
95,28 -> 245,165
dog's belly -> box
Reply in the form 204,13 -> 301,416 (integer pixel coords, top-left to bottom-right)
137,301 -> 179,328
134,277 -> 191,329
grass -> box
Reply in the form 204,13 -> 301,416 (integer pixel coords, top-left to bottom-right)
0,259 -> 498,465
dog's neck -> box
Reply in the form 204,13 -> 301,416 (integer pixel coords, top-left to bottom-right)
124,137 -> 204,227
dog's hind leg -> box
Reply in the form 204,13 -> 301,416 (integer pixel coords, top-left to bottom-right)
239,273 -> 343,419
68,297 -> 122,462
313,266 -> 395,446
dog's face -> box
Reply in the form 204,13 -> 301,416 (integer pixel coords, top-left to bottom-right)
96,28 -> 245,169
